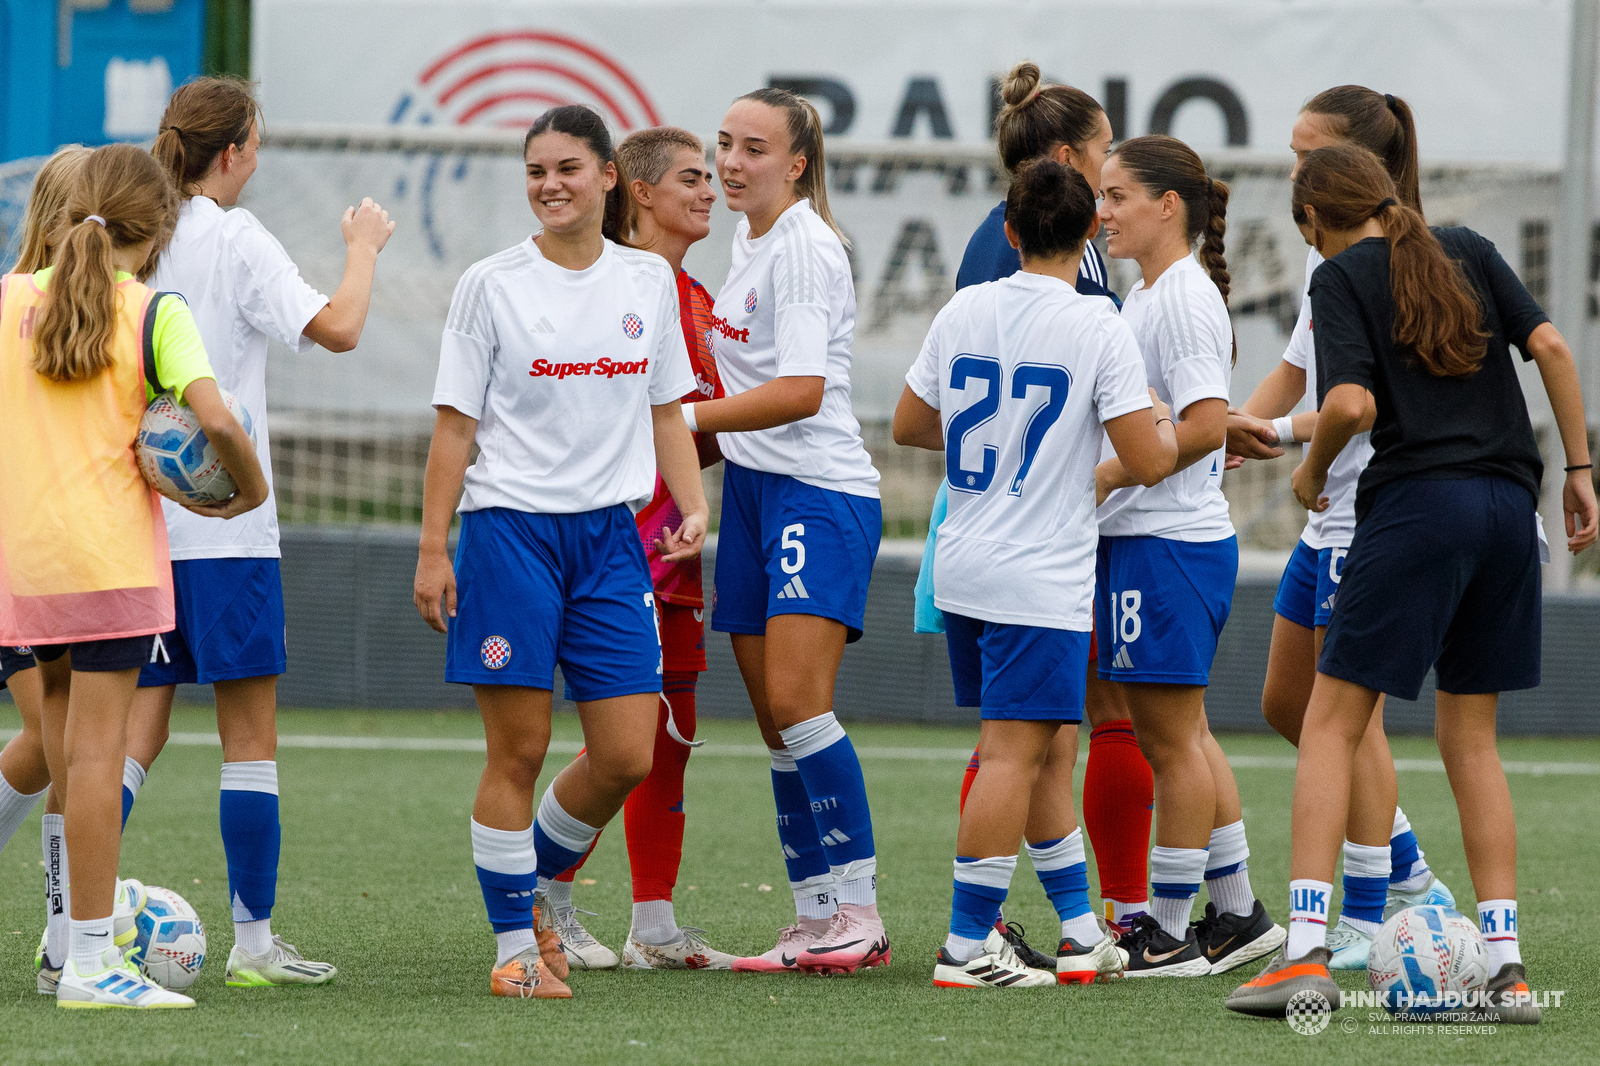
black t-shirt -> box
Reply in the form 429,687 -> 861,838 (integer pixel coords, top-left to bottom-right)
1311,227 -> 1549,521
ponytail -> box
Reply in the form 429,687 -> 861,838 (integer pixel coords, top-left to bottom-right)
1292,145 -> 1485,377
736,87 -> 849,248
1302,85 -> 1421,213
154,76 -> 259,198
32,145 -> 176,383
1199,177 -> 1231,307
13,146 -> 93,274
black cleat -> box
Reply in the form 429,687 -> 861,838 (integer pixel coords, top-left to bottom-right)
999,921 -> 1056,973
1190,900 -> 1288,974
1119,914 -> 1211,977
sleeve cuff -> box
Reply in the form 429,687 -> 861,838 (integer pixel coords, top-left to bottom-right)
431,393 -> 484,420
650,373 -> 700,405
294,296 -> 331,353
1099,395 -> 1154,421
1169,385 -> 1230,416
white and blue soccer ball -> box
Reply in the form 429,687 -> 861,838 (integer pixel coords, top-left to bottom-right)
130,885 -> 207,990
1368,904 -> 1489,1015
136,388 -> 255,506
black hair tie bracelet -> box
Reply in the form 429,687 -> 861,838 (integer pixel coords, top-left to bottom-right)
1566,464 -> 1593,472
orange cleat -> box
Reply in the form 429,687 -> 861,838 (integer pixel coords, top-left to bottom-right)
532,899 -> 570,981
491,949 -> 572,999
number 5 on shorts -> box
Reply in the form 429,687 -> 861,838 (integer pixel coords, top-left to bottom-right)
781,524 -> 806,574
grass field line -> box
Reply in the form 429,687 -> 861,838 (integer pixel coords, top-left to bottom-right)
3,728 -> 1595,774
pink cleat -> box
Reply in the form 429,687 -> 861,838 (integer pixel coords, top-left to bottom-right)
732,918 -> 831,973
797,904 -> 890,975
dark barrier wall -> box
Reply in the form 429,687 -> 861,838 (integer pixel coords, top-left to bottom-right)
168,526 -> 1599,735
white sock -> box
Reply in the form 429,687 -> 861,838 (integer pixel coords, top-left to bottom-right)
1204,820 -> 1255,917
1061,911 -> 1102,947
631,899 -> 678,945
833,857 -> 877,907
1478,899 -> 1522,972
1109,899 -> 1149,925
69,915 -> 116,974
1149,845 -> 1208,938
1287,878 -> 1333,958
234,918 -> 272,956
543,878 -> 573,912
0,767 -> 45,853
495,928 -> 539,967
792,872 -> 836,921
42,813 -> 67,965
942,932 -> 988,963
122,755 -> 147,802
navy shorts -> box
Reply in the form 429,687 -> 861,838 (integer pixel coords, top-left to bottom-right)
1274,539 -> 1349,629
1,644 -> 36,689
447,505 -> 660,701
34,634 -> 163,673
945,613 -> 1089,721
1095,535 -> 1238,685
712,462 -> 881,643
138,558 -> 287,687
1320,476 -> 1540,699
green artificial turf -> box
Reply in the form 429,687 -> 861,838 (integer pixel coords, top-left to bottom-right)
0,705 -> 1594,1065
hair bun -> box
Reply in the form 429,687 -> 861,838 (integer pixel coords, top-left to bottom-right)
1001,62 -> 1042,108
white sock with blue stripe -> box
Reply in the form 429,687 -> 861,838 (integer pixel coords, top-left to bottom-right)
1203,820 -> 1255,917
1288,878 -> 1333,958
1150,845 -> 1207,938
1478,899 -> 1521,972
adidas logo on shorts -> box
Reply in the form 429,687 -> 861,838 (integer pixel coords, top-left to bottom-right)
1111,646 -> 1135,670
777,575 -> 810,600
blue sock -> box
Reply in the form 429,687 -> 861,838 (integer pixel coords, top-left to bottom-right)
1026,831 -> 1092,922
780,714 -> 877,907
471,819 -> 537,931
770,749 -> 833,920
951,855 -> 1014,943
219,762 -> 280,921
1340,840 -> 1389,932
531,785 -> 599,884
1389,808 -> 1430,885
120,756 -> 145,832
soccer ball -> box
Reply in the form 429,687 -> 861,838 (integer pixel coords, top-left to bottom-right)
136,388 -> 255,505
130,886 -> 207,990
1368,904 -> 1489,1015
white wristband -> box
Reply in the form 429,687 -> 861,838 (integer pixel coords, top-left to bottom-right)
681,403 -> 698,433
1272,416 -> 1297,446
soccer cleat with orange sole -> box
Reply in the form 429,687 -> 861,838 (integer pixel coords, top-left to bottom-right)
531,896 -> 570,981
490,948 -> 572,999
1056,934 -> 1126,985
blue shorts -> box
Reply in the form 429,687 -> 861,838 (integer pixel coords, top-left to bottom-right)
712,462 -> 881,643
1095,535 -> 1238,686
138,558 -> 287,687
1273,539 -> 1349,629
1320,476 -> 1540,700
945,613 -> 1089,721
1,645 -> 34,689
446,506 -> 660,700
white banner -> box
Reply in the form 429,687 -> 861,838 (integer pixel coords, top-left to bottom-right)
256,0 -> 1572,162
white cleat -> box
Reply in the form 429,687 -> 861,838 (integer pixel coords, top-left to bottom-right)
225,936 -> 337,987
934,928 -> 1056,988
623,927 -> 737,970
1055,933 -> 1126,984
57,956 -> 194,1009
552,906 -> 619,970
1384,874 -> 1456,920
1326,917 -> 1375,971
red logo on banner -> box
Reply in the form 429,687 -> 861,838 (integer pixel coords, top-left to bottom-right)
398,31 -> 662,130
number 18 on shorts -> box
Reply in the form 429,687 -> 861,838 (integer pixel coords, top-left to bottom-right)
1094,534 -> 1238,686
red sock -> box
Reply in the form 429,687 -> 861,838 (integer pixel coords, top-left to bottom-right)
1083,720 -> 1153,904
556,745 -> 600,883
623,673 -> 696,902
958,746 -> 980,814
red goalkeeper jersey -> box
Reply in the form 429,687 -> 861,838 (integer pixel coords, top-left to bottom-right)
634,270 -> 721,607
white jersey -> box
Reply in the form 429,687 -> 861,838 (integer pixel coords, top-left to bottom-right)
712,200 -> 880,497
1097,254 -> 1235,542
152,196 -> 330,559
433,237 -> 696,515
1282,247 -> 1372,549
907,273 -> 1151,630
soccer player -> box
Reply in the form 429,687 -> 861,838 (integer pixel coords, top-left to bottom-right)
0,144 -> 267,1007
1095,136 -> 1285,976
894,159 -> 1176,988
687,88 -> 888,974
932,62 -> 1156,956
1225,87 -> 1455,970
544,126 -> 738,971
413,104 -> 708,1000
124,77 -> 394,988
1226,144 -> 1597,1023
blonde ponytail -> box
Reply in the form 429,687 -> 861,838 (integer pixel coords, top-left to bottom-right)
737,87 -> 849,248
